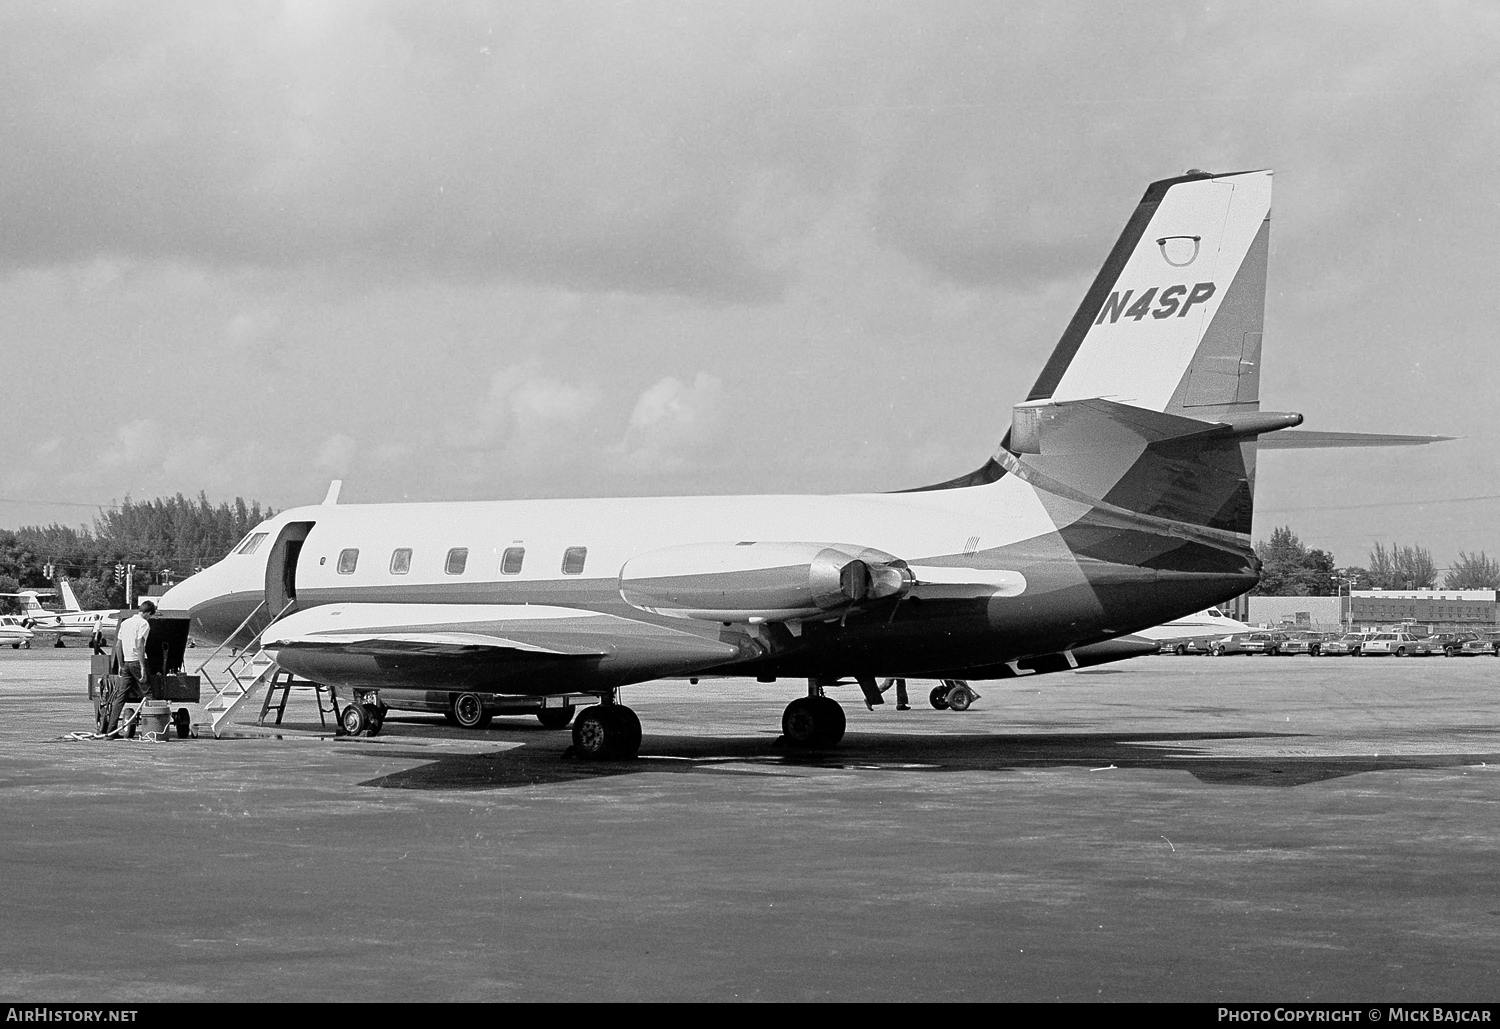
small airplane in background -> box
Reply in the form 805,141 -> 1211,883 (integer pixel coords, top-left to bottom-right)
0,582 -> 124,646
1132,607 -> 1256,654
0,615 -> 36,649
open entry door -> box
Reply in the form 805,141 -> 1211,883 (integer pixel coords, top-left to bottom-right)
264,521 -> 315,621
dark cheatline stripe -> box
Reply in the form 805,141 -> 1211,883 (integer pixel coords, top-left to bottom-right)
1027,171 -> 1224,402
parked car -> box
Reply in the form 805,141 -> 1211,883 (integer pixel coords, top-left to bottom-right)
1461,631 -> 1500,656
1426,631 -> 1481,657
1321,633 -> 1369,657
1360,632 -> 1430,657
1278,631 -> 1328,656
1209,631 -> 1288,656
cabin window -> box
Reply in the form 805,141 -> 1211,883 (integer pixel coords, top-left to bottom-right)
236,532 -> 268,556
561,546 -> 587,575
501,547 -> 525,575
390,548 -> 412,575
445,548 -> 469,575
336,549 -> 359,575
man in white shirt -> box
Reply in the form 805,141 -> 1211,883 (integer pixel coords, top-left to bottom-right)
103,601 -> 155,734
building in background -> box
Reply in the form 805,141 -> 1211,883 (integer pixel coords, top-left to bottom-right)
1247,589 -> 1499,633
1247,596 -> 1343,632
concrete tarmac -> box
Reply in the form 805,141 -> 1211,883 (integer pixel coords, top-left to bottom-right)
0,647 -> 1497,1002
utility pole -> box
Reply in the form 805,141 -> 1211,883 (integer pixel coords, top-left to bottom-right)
125,564 -> 134,608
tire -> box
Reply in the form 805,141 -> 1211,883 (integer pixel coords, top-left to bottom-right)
1396,647 -> 1407,657
615,706 -> 643,754
340,701 -> 368,737
172,708 -> 192,739
571,705 -> 638,759
929,685 -> 951,710
1173,643 -> 1188,656
947,687 -> 973,712
451,692 -> 491,730
810,695 -> 845,745
1445,647 -> 1457,658
1210,646 -> 1223,657
782,697 -> 822,747
536,706 -> 576,729
1311,645 -> 1321,657
365,705 -> 384,737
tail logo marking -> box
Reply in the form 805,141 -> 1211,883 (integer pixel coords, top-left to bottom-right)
1156,234 -> 1202,267
1094,282 -> 1216,325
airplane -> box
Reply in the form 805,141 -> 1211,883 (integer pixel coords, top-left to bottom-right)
0,583 -> 123,646
0,615 -> 36,649
156,168 -> 1450,757
1131,607 -> 1256,654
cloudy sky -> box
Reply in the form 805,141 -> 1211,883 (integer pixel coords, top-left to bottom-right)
2,1 -> 1497,569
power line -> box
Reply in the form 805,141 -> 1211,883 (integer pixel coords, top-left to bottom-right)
1258,493 -> 1500,514
0,497 -> 106,509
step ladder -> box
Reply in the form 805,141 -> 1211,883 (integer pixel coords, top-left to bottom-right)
194,599 -> 295,738
258,667 -> 337,729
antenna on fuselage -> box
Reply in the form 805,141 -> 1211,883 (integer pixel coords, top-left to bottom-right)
322,480 -> 343,505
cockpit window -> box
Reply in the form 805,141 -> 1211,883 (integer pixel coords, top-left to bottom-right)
235,532 -> 268,556
337,549 -> 359,574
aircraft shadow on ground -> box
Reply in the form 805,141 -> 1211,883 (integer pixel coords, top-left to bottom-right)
353,725 -> 1500,791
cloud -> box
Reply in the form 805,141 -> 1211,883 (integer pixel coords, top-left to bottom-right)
315,434 -> 358,473
95,419 -> 160,469
447,364 -> 603,460
612,372 -> 725,474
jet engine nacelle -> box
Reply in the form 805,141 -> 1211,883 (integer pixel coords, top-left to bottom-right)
619,541 -> 912,623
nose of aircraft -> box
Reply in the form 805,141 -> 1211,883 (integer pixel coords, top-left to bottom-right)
156,556 -> 265,646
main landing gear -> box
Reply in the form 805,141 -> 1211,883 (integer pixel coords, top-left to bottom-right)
571,702 -> 642,760
781,680 -> 847,749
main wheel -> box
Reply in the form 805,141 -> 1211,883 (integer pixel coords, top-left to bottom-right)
536,706 -> 576,729
946,686 -> 973,712
340,701 -> 368,737
929,685 -> 951,710
571,705 -> 640,759
365,704 -> 385,737
810,695 -> 844,745
781,696 -> 844,748
451,692 -> 492,730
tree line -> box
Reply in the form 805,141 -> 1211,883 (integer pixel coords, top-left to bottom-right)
1253,525 -> 1500,596
0,494 -> 273,611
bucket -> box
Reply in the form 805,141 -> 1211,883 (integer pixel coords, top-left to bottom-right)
135,700 -> 172,738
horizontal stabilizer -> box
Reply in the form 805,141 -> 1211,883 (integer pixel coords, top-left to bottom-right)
1256,430 -> 1457,449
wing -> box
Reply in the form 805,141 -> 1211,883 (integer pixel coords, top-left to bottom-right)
263,603 -> 746,694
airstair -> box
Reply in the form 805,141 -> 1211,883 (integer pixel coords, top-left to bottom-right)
258,666 -> 338,729
194,600 -> 295,737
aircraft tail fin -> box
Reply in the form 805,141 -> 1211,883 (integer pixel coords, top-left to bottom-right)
59,579 -> 82,613
1026,168 -> 1273,420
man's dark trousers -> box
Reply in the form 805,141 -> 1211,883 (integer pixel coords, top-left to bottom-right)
103,660 -> 149,734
